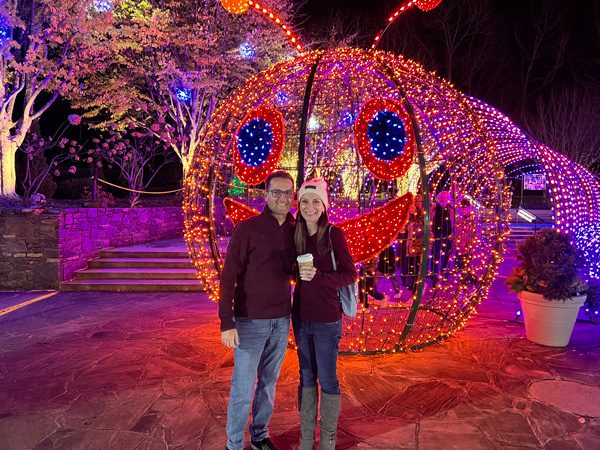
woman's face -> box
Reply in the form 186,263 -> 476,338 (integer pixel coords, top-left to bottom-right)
299,193 -> 325,225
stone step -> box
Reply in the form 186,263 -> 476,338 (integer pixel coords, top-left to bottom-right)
508,233 -> 534,239
98,249 -> 191,258
75,268 -> 199,280
88,258 -> 195,269
60,279 -> 204,292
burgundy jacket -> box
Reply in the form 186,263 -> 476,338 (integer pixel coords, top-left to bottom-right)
218,207 -> 295,331
292,225 -> 357,323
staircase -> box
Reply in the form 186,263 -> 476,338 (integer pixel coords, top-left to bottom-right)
60,238 -> 204,292
505,208 -> 554,251
506,226 -> 538,250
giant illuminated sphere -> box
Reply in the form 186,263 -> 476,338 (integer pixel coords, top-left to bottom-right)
184,48 -> 600,353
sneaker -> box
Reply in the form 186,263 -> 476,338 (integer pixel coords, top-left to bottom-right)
251,437 -> 279,450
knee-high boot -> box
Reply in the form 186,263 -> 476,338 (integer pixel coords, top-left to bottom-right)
317,392 -> 341,450
299,387 -> 318,450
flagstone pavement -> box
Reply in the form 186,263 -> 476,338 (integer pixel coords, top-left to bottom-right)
1,260 -> 599,450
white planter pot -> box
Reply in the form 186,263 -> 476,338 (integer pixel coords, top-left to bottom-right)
518,290 -> 587,347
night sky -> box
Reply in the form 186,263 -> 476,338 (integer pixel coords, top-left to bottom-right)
300,0 -> 600,34
303,0 -> 389,14
298,0 -> 599,87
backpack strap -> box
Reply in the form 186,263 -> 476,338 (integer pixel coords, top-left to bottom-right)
328,225 -> 337,271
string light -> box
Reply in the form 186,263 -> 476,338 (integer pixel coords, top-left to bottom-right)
371,0 -> 443,50
307,116 -> 320,131
372,1 -> 417,50
355,97 -> 416,181
237,119 -> 273,166
574,224 -> 600,280
220,0 -> 250,14
93,0 -> 113,12
174,86 -> 192,103
275,91 -> 290,105
366,111 -> 408,161
183,47 -> 600,354
247,1 -> 303,53
184,48 -> 511,353
220,1 -> 303,53
224,193 -> 414,263
0,18 -> 11,42
415,0 -> 444,12
239,42 -> 256,60
233,105 -> 285,185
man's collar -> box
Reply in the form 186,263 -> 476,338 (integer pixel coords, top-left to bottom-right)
262,206 -> 294,224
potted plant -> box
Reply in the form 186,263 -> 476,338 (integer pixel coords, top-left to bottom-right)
505,228 -> 593,346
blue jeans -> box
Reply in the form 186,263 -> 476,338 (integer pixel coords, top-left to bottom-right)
226,316 -> 290,450
292,315 -> 342,395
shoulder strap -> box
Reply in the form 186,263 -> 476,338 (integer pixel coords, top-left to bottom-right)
328,226 -> 337,271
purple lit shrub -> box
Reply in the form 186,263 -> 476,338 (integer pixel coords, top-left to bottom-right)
506,228 -> 587,301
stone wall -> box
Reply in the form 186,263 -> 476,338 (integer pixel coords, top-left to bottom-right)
0,209 -> 61,291
1,207 -> 184,290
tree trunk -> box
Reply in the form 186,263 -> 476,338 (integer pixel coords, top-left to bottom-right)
182,153 -> 192,182
0,137 -> 19,198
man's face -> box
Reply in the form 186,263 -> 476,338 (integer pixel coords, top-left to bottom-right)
265,177 -> 294,217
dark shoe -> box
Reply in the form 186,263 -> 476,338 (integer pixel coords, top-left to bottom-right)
251,437 -> 279,450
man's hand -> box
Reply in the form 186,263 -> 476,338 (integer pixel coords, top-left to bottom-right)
222,328 -> 239,348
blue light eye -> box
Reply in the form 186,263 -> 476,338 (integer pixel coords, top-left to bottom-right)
366,111 -> 408,162
237,119 -> 273,167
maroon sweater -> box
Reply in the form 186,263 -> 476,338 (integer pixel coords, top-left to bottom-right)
218,207 -> 295,331
292,225 -> 357,323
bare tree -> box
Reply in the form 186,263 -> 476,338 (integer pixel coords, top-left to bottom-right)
523,84 -> 600,170
302,7 -> 379,50
378,0 -> 511,106
376,10 -> 437,71
513,1 -> 571,110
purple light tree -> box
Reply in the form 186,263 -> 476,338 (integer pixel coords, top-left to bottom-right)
0,0 -> 113,198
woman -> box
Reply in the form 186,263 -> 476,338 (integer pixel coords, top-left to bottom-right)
293,178 -> 357,450
374,244 -> 401,298
431,190 -> 454,280
360,256 -> 389,309
455,198 -> 474,270
402,194 -> 425,293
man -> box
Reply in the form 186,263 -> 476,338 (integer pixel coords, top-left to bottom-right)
431,190 -> 454,283
219,170 -> 296,450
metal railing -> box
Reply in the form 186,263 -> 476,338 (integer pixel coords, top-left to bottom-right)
515,207 -> 549,232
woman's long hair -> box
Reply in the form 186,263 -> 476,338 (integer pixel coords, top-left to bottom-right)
294,208 -> 331,255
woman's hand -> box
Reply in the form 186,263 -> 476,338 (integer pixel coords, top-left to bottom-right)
299,266 -> 317,281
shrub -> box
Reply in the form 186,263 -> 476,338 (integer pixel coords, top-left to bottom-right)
506,228 -> 587,301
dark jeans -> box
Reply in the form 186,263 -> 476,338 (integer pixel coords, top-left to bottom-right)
402,254 -> 421,291
292,315 -> 342,395
431,236 -> 453,275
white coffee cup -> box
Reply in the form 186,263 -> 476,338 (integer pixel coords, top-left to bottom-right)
297,253 -> 314,271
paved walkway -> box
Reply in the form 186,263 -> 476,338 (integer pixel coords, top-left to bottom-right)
1,255 -> 599,449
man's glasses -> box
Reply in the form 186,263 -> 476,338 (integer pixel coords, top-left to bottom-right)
267,189 -> 294,199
